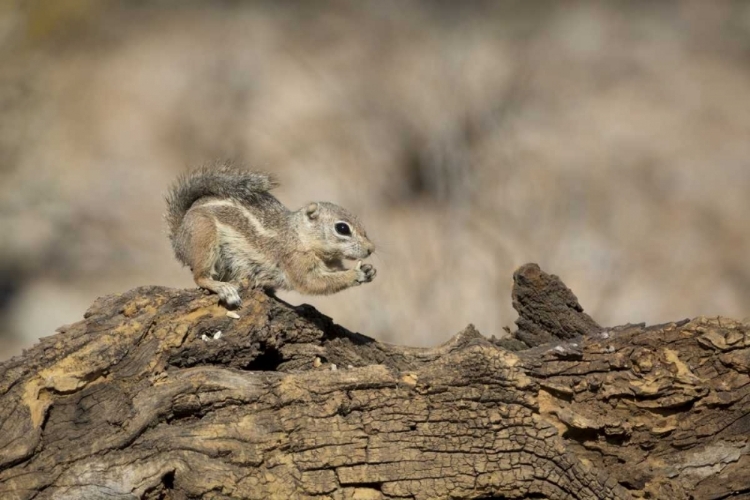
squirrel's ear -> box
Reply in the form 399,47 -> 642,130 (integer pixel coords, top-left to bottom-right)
305,202 -> 319,220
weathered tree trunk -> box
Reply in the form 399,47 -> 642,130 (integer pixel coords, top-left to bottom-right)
1,264 -> 749,500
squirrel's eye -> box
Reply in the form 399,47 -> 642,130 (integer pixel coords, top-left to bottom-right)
335,222 -> 352,236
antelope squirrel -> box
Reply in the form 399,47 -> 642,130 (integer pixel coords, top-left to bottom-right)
165,163 -> 376,307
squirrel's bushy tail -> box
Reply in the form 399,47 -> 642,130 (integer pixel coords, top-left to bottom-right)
165,161 -> 278,237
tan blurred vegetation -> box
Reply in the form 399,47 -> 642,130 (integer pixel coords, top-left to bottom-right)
1,1 -> 749,360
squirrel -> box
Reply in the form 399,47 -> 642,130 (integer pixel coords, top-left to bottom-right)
165,162 -> 376,307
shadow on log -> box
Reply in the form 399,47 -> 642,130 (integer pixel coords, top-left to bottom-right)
1,263 -> 749,499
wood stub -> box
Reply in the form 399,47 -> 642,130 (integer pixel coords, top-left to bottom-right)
511,263 -> 602,348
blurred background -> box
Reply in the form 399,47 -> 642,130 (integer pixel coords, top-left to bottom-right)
1,0 -> 749,361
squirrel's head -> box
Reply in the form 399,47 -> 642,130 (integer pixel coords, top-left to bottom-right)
299,202 -> 375,262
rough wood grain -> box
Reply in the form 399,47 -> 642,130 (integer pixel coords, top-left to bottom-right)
1,264 -> 748,499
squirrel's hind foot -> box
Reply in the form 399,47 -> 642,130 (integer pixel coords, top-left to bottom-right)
196,280 -> 241,309
216,282 -> 242,308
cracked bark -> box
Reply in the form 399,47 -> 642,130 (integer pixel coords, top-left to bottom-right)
1,263 -> 749,499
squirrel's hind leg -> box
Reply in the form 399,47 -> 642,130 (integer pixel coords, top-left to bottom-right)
181,211 -> 242,308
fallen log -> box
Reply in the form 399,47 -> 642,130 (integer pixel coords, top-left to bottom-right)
1,264 -> 748,499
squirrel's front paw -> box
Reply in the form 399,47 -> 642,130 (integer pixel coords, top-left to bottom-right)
354,261 -> 377,284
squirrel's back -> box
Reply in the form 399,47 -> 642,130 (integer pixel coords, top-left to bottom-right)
164,162 -> 279,239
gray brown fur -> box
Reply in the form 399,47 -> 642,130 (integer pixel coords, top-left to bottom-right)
165,162 -> 376,307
